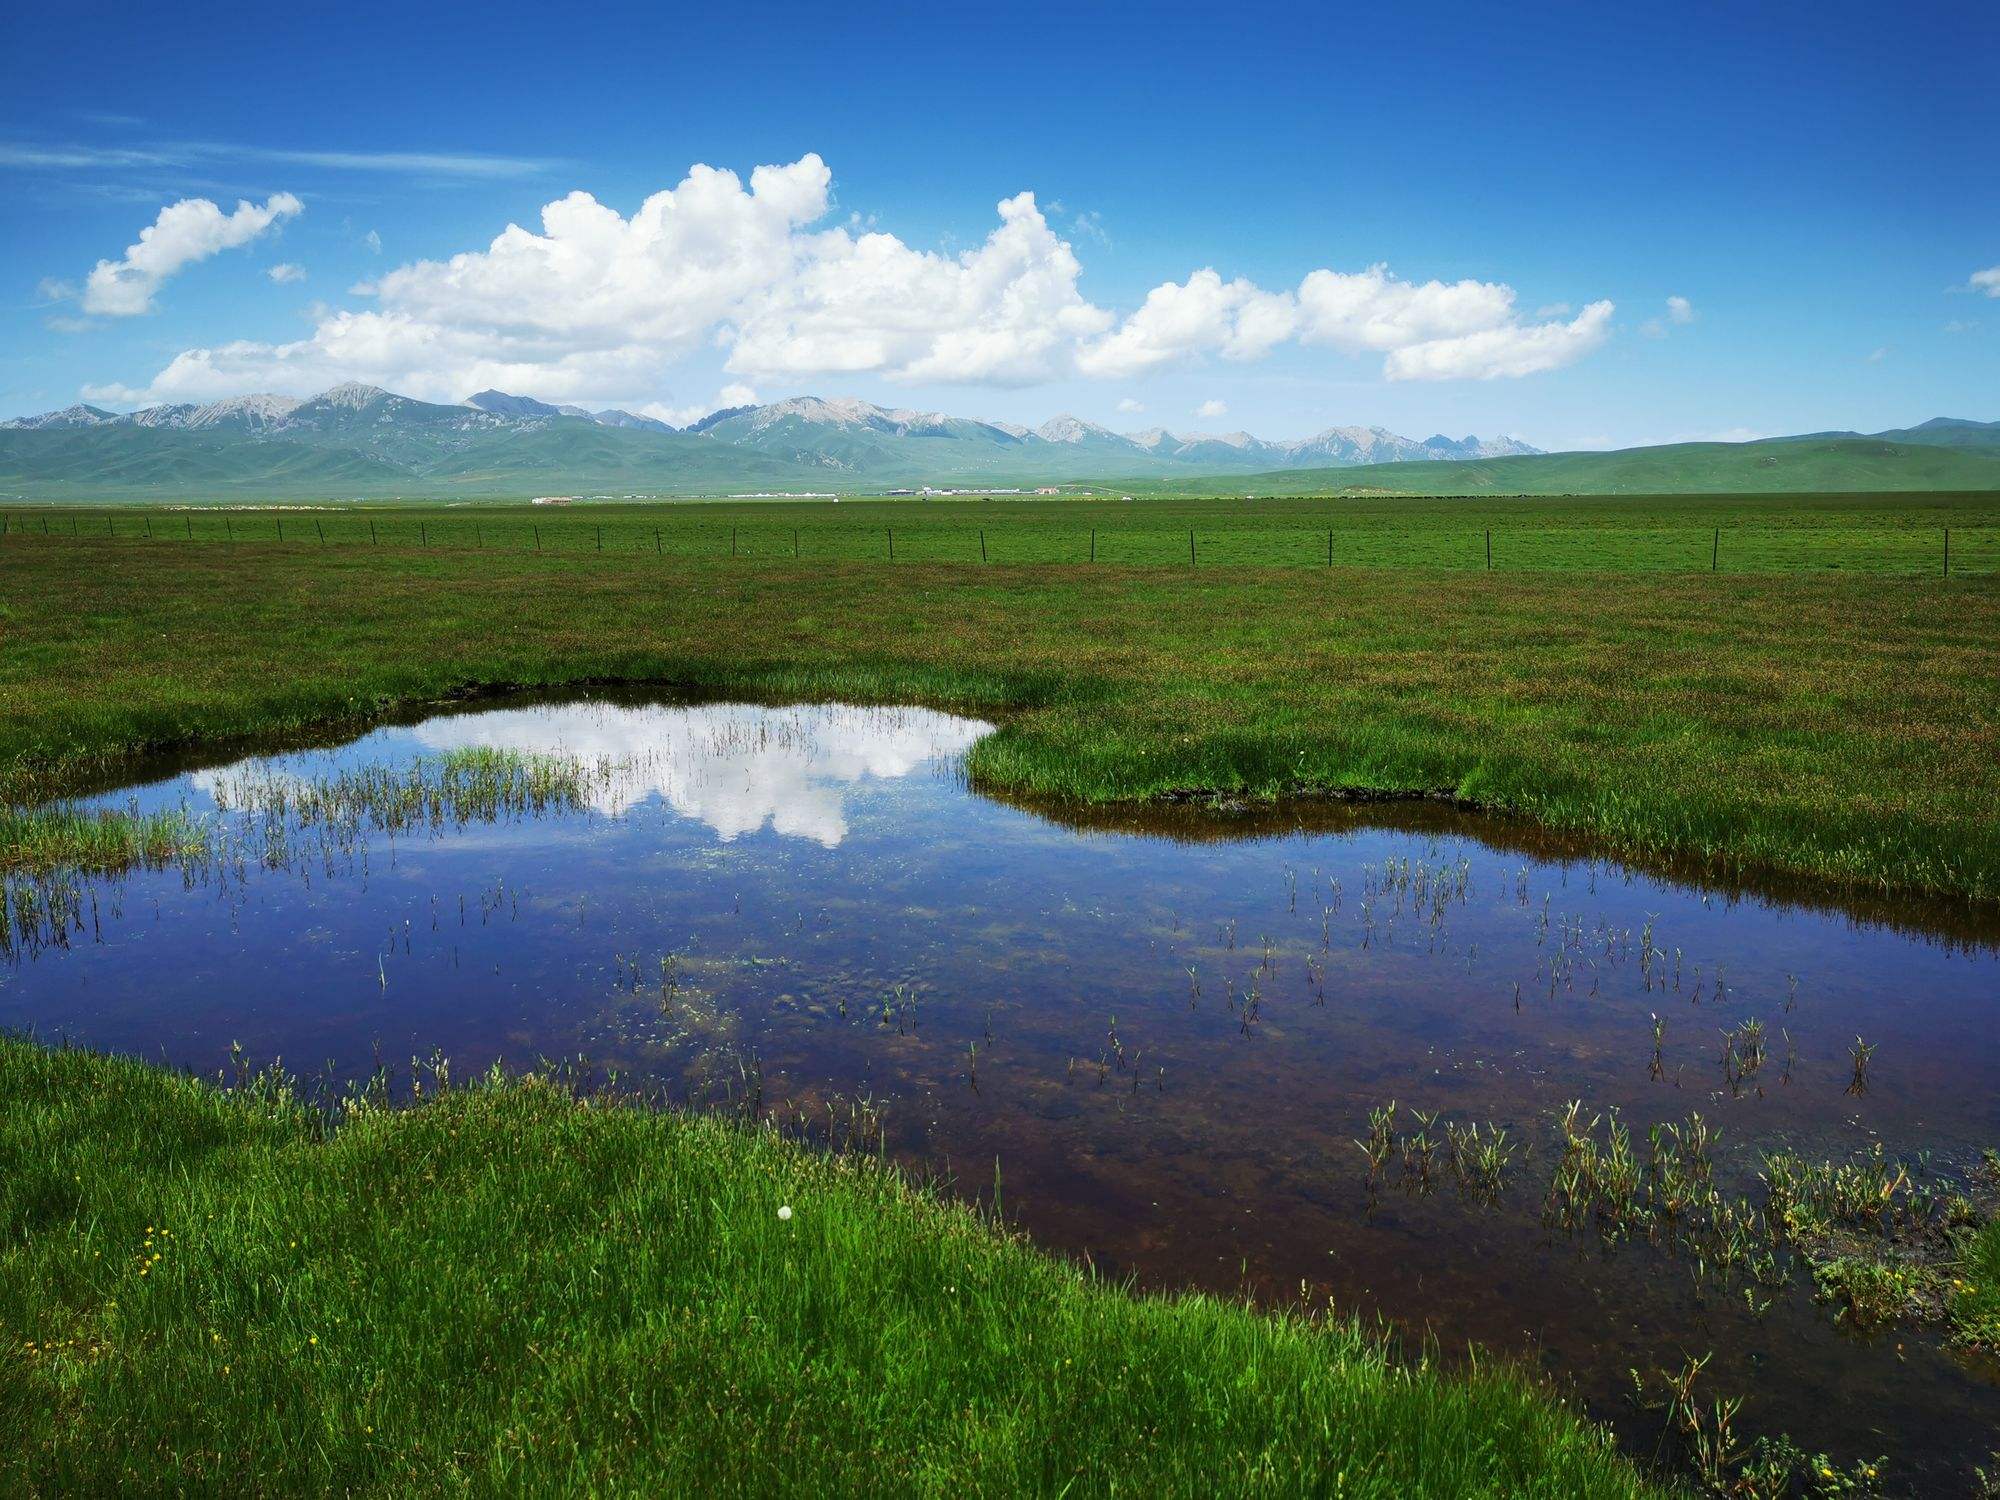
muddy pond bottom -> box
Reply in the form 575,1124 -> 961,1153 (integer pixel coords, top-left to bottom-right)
6,695 -> 1998,1488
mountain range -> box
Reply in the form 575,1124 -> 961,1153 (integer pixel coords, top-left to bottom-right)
1,384 -> 1996,498
0,384 -> 1538,495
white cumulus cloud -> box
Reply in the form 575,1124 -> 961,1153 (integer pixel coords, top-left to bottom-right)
79,193 -> 302,316
1194,398 -> 1228,419
1076,268 -> 1296,377
88,155 -> 1613,404
1667,295 -> 1694,324
726,188 -> 1112,384
1382,301 -> 1615,381
1972,266 -> 2000,298
266,262 -> 307,284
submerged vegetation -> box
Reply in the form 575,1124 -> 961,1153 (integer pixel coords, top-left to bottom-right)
0,1037 -> 1660,1496
1358,1095 -> 1999,1360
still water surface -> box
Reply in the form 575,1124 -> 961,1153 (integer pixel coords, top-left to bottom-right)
6,696 -> 1997,1486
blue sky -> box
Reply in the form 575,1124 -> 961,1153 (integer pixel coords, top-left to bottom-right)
2,0 -> 1993,448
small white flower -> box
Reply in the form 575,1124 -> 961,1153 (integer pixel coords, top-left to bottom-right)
777,1205 -> 793,1222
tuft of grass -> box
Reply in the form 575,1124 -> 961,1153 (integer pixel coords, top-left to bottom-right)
0,803 -> 209,874
1810,1256 -> 1933,1329
0,1035 -> 1661,1496
1953,1211 -> 2000,1350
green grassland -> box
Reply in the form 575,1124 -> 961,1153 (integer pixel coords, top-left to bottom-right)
5,489 -> 1997,574
3,492 -> 1997,899
0,1037 -> 1659,1496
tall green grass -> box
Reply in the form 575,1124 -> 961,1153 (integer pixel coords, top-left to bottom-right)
1954,1212 -> 2000,1349
0,1037 -> 1661,1495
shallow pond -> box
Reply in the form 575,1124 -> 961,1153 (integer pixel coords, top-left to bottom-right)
6,695 -> 1998,1488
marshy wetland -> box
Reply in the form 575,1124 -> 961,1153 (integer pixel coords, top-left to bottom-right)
5,693 -> 1996,1489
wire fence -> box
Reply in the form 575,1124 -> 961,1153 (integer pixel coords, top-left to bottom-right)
4,511 -> 1996,576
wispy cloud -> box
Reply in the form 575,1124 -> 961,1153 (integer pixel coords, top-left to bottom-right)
1642,296 -> 1695,339
1069,209 -> 1109,246
0,138 -> 555,180
0,144 -> 178,169
244,147 -> 554,178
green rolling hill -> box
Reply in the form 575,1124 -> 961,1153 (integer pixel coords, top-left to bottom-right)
1129,438 -> 2000,498
1,381 -> 1996,500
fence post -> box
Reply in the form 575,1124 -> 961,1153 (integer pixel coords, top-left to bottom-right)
1327,529 -> 1333,567
316,518 -> 325,545
1943,528 -> 1950,578
1485,528 -> 1492,571
887,527 -> 894,562
1712,528 -> 1719,572
1189,529 -> 1196,566
225,516 -> 232,542
421,521 -> 428,547
145,515 -> 153,539
1090,529 -> 1096,563
277,516 -> 284,542
731,525 -> 738,558
476,524 -> 482,549
794,527 -> 800,559
187,515 -> 193,539
655,528 -> 661,556
533,524 -> 539,552
980,528 -> 987,563
595,525 -> 602,552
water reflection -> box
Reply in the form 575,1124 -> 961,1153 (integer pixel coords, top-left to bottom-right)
185,702 -> 993,848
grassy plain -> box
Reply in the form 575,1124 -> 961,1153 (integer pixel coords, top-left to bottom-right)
5,490 -> 1998,573
2,493 -> 1997,898
2,492 -> 1995,1492
0,1037 -> 1659,1496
